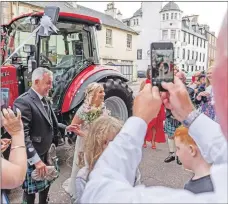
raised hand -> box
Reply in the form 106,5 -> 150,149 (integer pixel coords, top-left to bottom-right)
1,108 -> 23,137
133,84 -> 162,124
161,77 -> 195,122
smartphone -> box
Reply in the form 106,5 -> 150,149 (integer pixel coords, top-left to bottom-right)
150,42 -> 174,92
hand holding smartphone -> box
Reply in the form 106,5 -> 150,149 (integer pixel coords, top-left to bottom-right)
150,42 -> 174,92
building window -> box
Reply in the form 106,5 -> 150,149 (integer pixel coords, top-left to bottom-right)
200,53 -> 201,62
183,32 -> 186,42
203,53 -> 205,62
203,66 -> 205,70
137,49 -> 142,60
163,14 -> 165,20
204,40 -> 206,48
171,30 -> 176,40
188,50 -> 190,60
196,65 -> 197,71
177,47 -> 180,58
127,34 -> 132,49
178,30 -> 180,40
106,29 -> 112,45
191,66 -> 194,72
193,36 -> 195,45
171,13 -> 173,19
196,52 -> 198,60
175,13 -> 177,19
162,30 -> 168,40
187,66 -> 189,72
166,13 -> 169,20
188,34 -> 191,44
182,48 -> 185,59
136,19 -> 139,25
199,66 -> 201,70
192,51 -> 194,59
197,37 -> 199,46
182,64 -> 184,69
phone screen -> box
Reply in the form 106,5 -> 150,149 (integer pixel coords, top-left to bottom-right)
151,42 -> 174,91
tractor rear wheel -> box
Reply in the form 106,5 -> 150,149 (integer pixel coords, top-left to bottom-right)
102,78 -> 134,122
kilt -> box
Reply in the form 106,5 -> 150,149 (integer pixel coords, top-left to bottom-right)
22,155 -> 59,195
164,117 -> 181,138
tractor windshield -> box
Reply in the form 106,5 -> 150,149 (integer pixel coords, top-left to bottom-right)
4,15 -> 98,67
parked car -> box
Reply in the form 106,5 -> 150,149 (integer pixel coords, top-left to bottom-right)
137,70 -> 146,78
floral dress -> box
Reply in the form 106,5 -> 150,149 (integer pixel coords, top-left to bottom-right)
64,102 -> 110,200
198,85 -> 217,122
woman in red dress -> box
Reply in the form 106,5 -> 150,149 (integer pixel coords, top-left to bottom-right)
139,68 -> 166,149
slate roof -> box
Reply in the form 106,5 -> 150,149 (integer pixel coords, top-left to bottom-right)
24,2 -> 138,34
160,2 -> 181,12
133,8 -> 142,17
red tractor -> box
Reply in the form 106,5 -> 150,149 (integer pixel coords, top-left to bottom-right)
1,7 -> 134,143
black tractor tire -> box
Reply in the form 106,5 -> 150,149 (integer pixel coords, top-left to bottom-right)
101,78 -> 134,121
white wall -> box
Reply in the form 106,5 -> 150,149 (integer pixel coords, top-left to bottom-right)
96,25 -> 138,81
136,2 -> 162,71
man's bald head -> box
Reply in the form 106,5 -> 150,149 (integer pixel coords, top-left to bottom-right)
213,11 -> 228,137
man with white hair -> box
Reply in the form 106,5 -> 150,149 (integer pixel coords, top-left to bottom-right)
13,67 -> 59,204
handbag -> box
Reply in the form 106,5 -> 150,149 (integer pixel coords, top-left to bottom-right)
31,144 -> 59,181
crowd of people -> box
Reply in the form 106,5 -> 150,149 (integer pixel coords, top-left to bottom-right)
1,10 -> 227,204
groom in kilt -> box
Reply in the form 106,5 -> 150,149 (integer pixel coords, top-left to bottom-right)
163,70 -> 194,165
13,68 -> 60,204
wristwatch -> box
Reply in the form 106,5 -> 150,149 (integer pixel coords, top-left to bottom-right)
182,109 -> 201,128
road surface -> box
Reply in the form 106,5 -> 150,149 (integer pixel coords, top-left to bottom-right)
8,79 -> 192,203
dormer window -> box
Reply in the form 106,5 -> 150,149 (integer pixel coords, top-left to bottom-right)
166,13 -> 169,20
163,14 -> 165,20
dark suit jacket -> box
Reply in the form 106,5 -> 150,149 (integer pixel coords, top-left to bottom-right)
13,88 -> 59,163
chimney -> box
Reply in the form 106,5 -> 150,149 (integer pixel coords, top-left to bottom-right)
117,10 -> 122,21
105,2 -> 117,18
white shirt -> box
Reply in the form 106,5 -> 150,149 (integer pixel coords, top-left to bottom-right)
31,87 -> 43,100
81,114 -> 228,203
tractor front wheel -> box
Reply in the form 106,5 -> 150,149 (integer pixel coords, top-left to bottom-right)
102,78 -> 134,122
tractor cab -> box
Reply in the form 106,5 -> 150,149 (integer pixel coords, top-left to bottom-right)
1,9 -> 101,109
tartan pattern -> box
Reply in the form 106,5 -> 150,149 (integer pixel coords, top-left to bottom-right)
22,158 -> 59,195
164,117 -> 181,138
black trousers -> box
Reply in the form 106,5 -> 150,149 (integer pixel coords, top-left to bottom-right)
23,186 -> 50,204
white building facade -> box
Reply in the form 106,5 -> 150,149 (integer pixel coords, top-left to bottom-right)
123,2 -> 162,71
124,2 -> 209,73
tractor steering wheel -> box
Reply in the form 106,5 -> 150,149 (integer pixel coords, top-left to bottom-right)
40,54 -> 53,67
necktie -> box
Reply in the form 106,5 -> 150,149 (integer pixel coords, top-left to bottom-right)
41,97 -> 49,116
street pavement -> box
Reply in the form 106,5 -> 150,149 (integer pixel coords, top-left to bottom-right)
8,79 -> 192,203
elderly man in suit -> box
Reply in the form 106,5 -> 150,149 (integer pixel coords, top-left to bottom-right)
13,67 -> 59,204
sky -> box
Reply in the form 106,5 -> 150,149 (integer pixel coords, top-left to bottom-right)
77,0 -> 227,36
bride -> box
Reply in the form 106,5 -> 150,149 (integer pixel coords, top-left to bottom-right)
62,82 -> 110,201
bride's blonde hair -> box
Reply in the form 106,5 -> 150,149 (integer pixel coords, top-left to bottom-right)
84,82 -> 104,106
85,115 -> 123,171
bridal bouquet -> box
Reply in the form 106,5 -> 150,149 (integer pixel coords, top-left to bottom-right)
80,103 -> 111,124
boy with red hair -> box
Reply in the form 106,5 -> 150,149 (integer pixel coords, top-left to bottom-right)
174,126 -> 214,194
